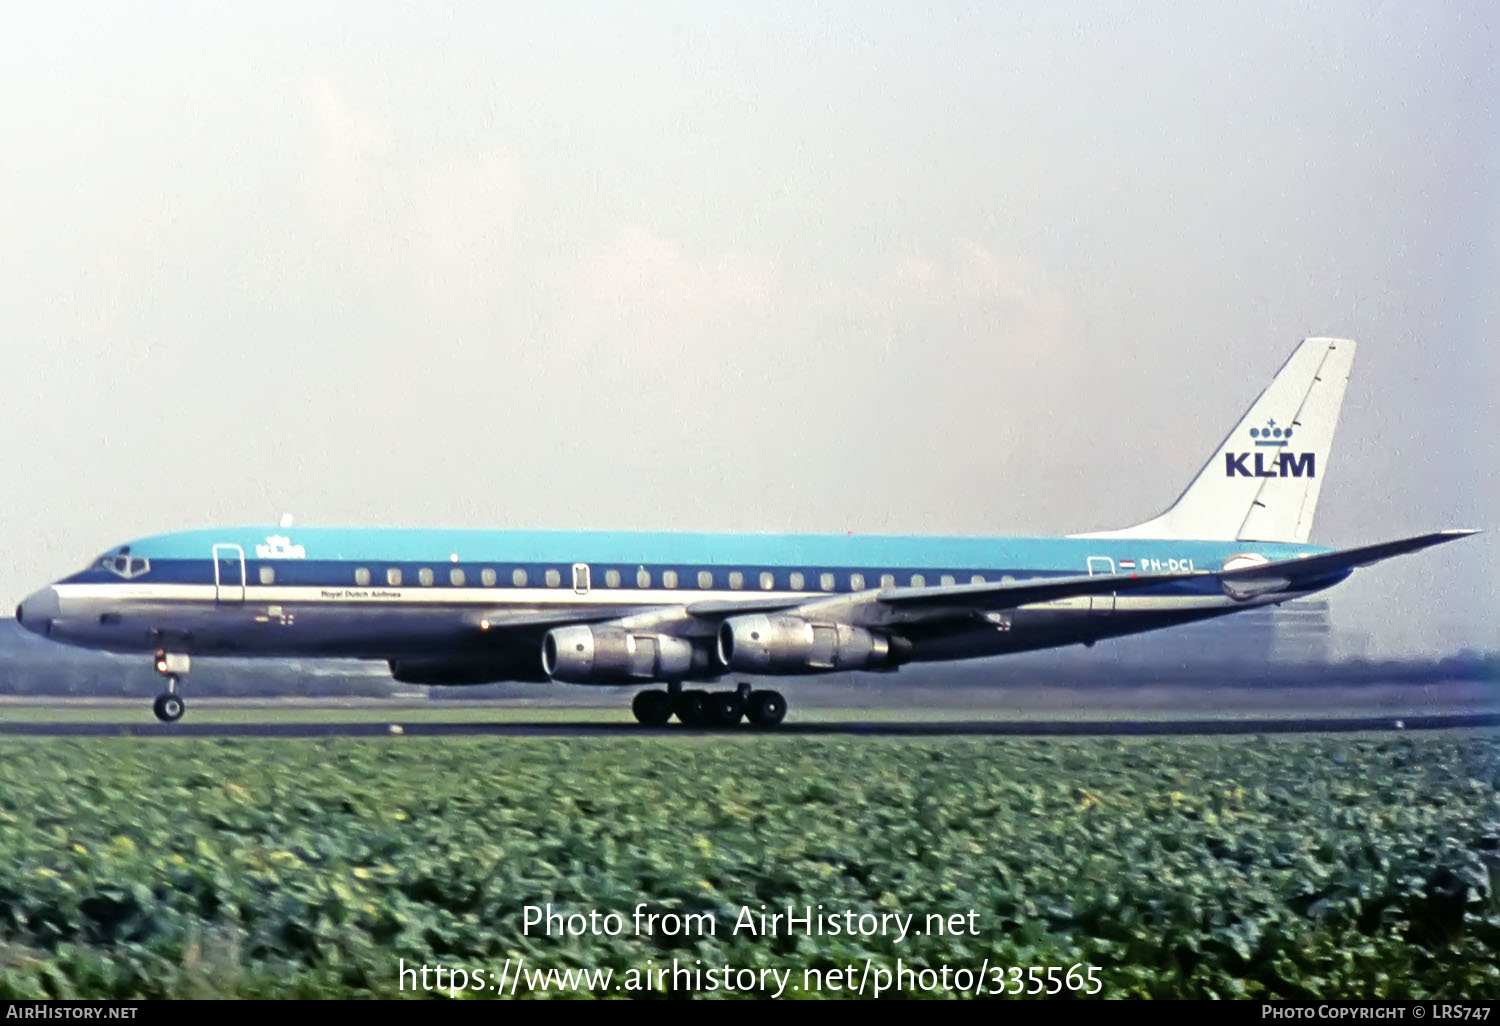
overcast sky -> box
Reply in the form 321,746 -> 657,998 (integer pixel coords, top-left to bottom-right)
1,3 -> 1494,656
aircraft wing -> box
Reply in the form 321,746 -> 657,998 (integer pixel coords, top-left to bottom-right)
871,568 -> 1201,610
462,529 -> 1477,635
778,529 -> 1480,624
679,571 -> 1201,626
768,567 -> 1211,628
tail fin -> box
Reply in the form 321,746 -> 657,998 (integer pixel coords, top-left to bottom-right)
1081,337 -> 1356,542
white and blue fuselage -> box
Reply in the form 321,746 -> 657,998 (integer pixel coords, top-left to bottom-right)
19,525 -> 1335,673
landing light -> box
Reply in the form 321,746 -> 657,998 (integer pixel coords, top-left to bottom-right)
479,619 -> 490,631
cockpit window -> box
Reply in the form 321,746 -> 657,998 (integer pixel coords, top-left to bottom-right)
98,553 -> 149,579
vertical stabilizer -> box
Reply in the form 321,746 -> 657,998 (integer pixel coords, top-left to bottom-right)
1078,337 -> 1355,542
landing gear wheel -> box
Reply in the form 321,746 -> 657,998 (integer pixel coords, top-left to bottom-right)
746,690 -> 787,727
631,689 -> 673,726
706,691 -> 744,727
152,693 -> 185,723
674,689 -> 707,725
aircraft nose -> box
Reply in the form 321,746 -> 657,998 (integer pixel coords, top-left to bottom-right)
16,586 -> 60,636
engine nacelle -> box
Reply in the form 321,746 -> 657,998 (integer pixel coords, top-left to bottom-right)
717,615 -> 894,674
541,625 -> 704,684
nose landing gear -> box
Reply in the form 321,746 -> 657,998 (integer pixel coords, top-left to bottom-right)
152,686 -> 185,723
152,650 -> 189,723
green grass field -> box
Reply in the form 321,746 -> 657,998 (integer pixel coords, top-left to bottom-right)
0,731 -> 1495,999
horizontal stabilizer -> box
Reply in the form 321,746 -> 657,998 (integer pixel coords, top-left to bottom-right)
1221,529 -> 1480,586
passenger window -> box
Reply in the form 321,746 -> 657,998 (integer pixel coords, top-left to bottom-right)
605,569 -> 621,588
760,571 -> 774,590
450,568 -> 466,586
663,570 -> 678,588
481,568 -> 496,586
513,568 -> 528,587
971,574 -> 985,585
790,572 -> 805,590
1001,574 -> 1015,583
387,568 -> 403,586
355,567 -> 370,586
637,567 -> 651,588
729,571 -> 744,590
850,573 -> 865,591
698,570 -> 713,589
419,568 -> 435,586
880,574 -> 895,589
259,566 -> 274,585
941,574 -> 956,587
545,569 -> 561,588
911,573 -> 926,587
819,572 -> 834,591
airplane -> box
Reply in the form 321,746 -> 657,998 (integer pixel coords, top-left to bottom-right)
14,337 -> 1478,726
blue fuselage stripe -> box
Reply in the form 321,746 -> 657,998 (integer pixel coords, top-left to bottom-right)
65,560 -> 1238,598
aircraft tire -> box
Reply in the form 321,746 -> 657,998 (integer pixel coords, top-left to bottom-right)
152,693 -> 185,723
706,691 -> 744,727
631,689 -> 673,726
674,689 -> 707,725
745,690 -> 787,727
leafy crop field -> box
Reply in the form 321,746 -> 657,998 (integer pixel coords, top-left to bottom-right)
0,732 -> 1495,999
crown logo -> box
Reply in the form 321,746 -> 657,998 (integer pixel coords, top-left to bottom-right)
1248,418 -> 1293,447
255,535 -> 307,559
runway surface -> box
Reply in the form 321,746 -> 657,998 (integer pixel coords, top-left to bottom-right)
2,713 -> 1497,738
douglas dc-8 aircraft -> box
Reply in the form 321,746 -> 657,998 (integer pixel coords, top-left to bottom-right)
15,338 -> 1477,726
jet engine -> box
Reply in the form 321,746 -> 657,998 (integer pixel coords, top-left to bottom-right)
716,614 -> 898,673
541,625 -> 707,684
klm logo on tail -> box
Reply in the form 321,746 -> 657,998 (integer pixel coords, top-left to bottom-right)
1224,419 -> 1315,478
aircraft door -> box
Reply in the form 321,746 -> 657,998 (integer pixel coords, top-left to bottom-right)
1086,556 -> 1115,614
213,544 -> 246,603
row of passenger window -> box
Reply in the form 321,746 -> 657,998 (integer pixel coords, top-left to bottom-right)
254,565 -> 1002,590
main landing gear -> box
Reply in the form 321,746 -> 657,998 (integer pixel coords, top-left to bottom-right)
152,650 -> 189,723
631,682 -> 788,728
